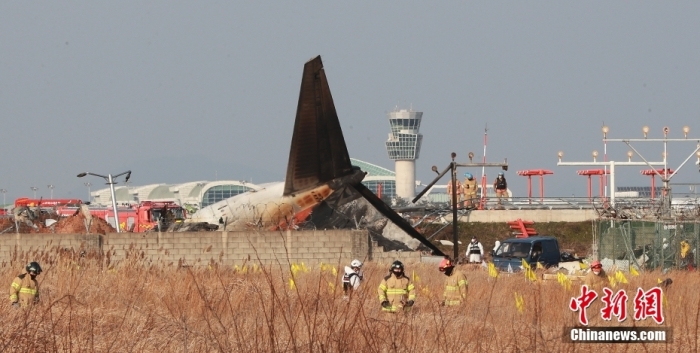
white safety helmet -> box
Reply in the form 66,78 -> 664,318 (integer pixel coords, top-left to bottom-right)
350,259 -> 363,268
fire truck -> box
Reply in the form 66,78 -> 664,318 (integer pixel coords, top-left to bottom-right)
56,201 -> 187,232
15,198 -> 83,208
12,197 -> 83,218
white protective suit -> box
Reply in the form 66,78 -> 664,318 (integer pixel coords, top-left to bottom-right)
342,266 -> 363,293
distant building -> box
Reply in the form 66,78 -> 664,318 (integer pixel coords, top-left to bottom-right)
89,159 -> 404,211
91,180 -> 261,214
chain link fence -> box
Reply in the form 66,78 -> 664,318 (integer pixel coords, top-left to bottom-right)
596,219 -> 700,272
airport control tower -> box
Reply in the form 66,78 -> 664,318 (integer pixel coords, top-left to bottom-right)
385,108 -> 423,200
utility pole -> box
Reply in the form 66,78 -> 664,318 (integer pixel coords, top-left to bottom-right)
414,152 -> 508,261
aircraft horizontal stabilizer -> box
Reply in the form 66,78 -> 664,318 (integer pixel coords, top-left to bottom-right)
352,183 -> 445,257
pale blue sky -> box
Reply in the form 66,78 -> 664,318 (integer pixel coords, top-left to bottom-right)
2,2 -> 700,202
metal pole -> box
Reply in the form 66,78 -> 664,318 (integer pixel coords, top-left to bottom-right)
451,162 -> 458,260
603,127 -> 608,202
610,162 -> 616,208
108,174 -> 121,233
84,182 -> 92,202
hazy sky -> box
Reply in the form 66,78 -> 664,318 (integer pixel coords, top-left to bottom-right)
2,2 -> 700,204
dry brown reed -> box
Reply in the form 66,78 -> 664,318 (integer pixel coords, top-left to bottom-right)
1,248 -> 695,352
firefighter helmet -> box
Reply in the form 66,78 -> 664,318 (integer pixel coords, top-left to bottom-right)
438,258 -> 454,272
498,171 -> 504,176
26,261 -> 42,274
350,259 -> 363,268
391,260 -> 404,272
464,173 -> 473,179
590,260 -> 602,269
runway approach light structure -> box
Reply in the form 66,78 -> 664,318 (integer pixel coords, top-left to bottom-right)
385,108 -> 423,199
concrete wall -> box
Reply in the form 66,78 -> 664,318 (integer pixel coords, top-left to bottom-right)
0,230 -> 421,268
463,209 -> 597,223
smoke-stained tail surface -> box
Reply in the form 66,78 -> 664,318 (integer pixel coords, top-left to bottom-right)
283,56 -> 354,196
190,55 -> 444,256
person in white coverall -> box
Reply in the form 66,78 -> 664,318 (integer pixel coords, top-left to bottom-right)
466,237 -> 484,264
342,259 -> 364,299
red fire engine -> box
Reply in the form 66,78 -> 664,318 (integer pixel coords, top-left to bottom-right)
15,197 -> 83,208
56,201 -> 186,232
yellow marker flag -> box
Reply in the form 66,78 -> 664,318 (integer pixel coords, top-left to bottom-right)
525,268 -> 537,282
521,258 -> 531,270
289,278 -> 296,290
657,278 -> 662,284
580,262 -> 588,270
412,270 -> 421,283
615,271 -> 628,284
514,292 -> 525,313
557,272 -> 572,290
332,266 -> 337,276
328,281 -> 335,293
608,275 -> 617,288
488,262 -> 499,278
536,261 -> 544,270
630,266 -> 640,277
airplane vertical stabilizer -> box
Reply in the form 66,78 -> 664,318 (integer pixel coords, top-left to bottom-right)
283,56 -> 353,196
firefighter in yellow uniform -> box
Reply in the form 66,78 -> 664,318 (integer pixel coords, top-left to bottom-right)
462,173 -> 478,209
378,260 -> 415,312
439,258 -> 468,306
10,262 -> 41,308
446,179 -> 462,208
584,260 -> 607,289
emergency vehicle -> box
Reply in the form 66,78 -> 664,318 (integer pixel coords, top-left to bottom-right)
56,201 -> 186,232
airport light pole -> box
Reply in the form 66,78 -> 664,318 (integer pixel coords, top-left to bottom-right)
413,152 -> 508,261
0,189 -> 6,210
557,152 -> 664,208
559,126 -> 700,213
77,170 -> 131,233
602,125 -> 609,200
47,184 -> 54,199
84,182 -> 92,202
606,125 -> 700,216
30,187 -> 37,199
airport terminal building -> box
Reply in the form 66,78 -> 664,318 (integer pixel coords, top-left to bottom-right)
90,159 -> 412,212
89,158 -> 513,212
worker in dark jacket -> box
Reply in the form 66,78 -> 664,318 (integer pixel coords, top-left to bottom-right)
10,262 -> 41,308
493,172 -> 508,205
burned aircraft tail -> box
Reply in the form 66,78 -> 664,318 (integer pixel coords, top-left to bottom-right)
283,56 -> 354,196
283,55 -> 445,257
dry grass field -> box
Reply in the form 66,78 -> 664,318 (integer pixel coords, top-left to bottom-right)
1,249 -> 696,352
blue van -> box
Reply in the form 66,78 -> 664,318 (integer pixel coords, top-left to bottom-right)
491,236 -> 561,272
